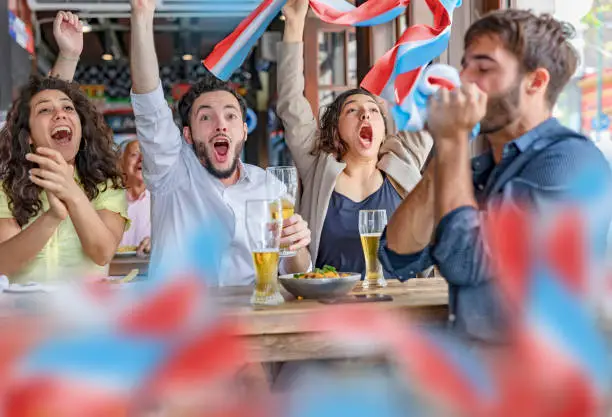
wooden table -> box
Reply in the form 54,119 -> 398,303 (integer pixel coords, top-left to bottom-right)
108,255 -> 149,277
0,277 -> 448,363
213,278 -> 449,362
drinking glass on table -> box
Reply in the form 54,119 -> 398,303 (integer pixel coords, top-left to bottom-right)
359,209 -> 388,289
245,198 -> 285,306
266,166 -> 298,257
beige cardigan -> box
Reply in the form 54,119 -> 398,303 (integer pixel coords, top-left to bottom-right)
276,42 -> 433,264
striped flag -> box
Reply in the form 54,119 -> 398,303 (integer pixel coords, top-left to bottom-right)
486,204 -> 612,406
1,278 -> 250,417
390,62 -> 479,133
203,0 -> 462,132
203,0 -> 413,81
0,220 -> 248,417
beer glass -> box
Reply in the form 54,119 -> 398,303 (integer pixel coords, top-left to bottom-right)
245,198 -> 285,306
359,209 -> 388,289
266,166 -> 298,257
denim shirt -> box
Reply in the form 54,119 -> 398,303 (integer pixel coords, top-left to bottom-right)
379,118 -> 612,342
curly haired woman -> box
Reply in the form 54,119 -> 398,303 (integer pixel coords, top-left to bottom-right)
0,76 -> 128,283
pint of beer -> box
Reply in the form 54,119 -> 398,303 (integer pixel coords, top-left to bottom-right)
358,210 -> 388,289
270,198 -> 295,221
266,166 -> 298,257
252,250 -> 281,301
280,198 -> 295,220
246,199 -> 285,305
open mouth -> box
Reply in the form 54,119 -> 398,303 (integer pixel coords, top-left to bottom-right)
358,124 -> 373,148
212,136 -> 230,163
50,126 -> 73,146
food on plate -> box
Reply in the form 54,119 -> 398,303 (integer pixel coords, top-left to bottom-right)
293,265 -> 352,279
117,245 -> 137,253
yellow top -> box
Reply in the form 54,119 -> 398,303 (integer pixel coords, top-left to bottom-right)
0,180 -> 129,284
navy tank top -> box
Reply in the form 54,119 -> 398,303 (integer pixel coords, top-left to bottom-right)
316,176 -> 402,277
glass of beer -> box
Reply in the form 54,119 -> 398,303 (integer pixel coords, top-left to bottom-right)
359,209 -> 388,289
266,166 -> 298,257
245,198 -> 285,306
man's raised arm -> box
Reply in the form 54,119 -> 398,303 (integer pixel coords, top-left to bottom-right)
130,0 -> 159,94
130,0 -> 184,191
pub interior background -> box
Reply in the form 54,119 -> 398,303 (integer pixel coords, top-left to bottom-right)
0,0 -> 609,166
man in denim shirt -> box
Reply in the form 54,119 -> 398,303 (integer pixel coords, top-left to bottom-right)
380,10 -> 612,342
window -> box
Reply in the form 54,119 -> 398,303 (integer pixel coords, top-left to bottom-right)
318,31 -> 347,86
304,19 -> 357,116
553,5 -> 611,149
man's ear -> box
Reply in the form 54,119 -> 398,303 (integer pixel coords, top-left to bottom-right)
525,68 -> 550,97
243,122 -> 248,141
183,126 -> 193,145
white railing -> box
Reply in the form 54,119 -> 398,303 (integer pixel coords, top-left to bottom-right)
27,0 -> 260,14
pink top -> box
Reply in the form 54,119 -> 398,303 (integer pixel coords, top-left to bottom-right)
119,189 -> 151,248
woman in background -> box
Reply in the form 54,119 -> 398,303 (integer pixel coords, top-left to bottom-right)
118,139 -> 151,257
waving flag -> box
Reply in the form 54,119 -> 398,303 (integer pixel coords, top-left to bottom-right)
1,220 -> 248,417
304,306 -> 496,415
486,203 -> 612,404
392,63 -> 480,134
203,0 -> 413,81
360,0 -> 457,126
203,0 -> 462,132
204,0 -> 287,82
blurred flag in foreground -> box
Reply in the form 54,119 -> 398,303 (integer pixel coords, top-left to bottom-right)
0,202 -> 610,416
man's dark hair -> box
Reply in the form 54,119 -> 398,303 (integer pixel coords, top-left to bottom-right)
177,74 -> 248,128
464,9 -> 578,107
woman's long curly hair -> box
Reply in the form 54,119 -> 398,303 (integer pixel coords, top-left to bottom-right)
314,88 -> 388,161
0,77 -> 123,227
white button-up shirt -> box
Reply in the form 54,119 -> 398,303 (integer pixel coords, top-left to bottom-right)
131,83 -> 301,286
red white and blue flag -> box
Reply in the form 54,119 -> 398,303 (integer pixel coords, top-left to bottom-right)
203,0 -> 462,131
203,0 -> 412,81
1,204 -> 611,415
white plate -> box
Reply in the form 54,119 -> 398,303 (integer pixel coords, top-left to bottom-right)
278,273 -> 361,299
98,278 -> 139,287
3,283 -> 58,293
115,251 -> 137,257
